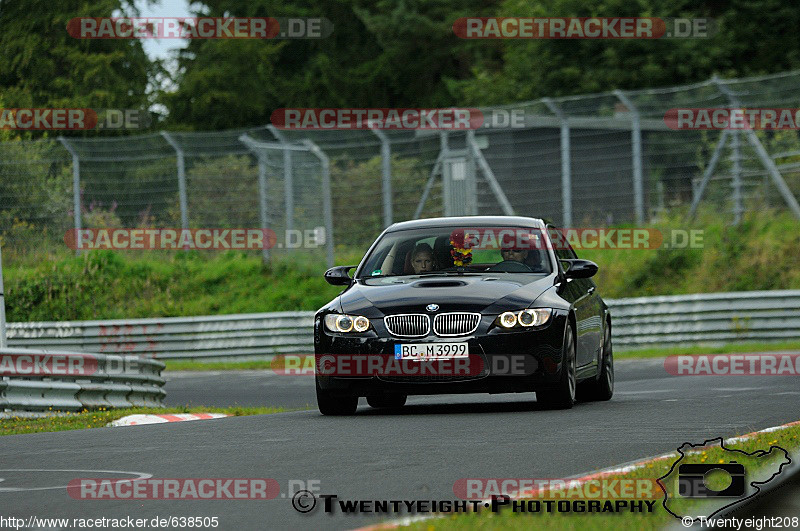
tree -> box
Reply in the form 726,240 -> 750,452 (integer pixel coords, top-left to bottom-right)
161,0 -> 502,129
0,0 -> 158,126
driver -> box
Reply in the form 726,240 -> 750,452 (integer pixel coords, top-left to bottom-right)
500,248 -> 529,263
410,243 -> 436,274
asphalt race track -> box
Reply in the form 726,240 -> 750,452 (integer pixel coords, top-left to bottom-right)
2,356 -> 799,530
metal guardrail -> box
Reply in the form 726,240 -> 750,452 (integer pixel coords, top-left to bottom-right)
1,347 -> 166,412
4,291 -> 800,359
608,290 -> 800,348
6,312 -> 315,361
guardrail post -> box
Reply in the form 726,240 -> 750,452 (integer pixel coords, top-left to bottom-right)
543,98 -> 572,227
370,127 -> 393,227
57,137 -> 82,255
160,132 -> 189,230
268,125 -> 295,234
614,90 -> 645,224
302,140 -> 335,268
240,134 -> 271,263
0,243 -> 6,348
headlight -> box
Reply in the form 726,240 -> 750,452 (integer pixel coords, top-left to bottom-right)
499,311 -> 518,328
495,308 -> 552,329
324,313 -> 371,333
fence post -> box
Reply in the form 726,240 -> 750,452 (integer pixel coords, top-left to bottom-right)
268,125 -> 295,234
613,90 -> 645,224
542,98 -> 572,227
239,134 -> 271,263
688,130 -> 731,221
466,130 -> 514,215
302,140 -> 335,268
413,132 -> 447,219
713,75 -> 800,221
730,130 -> 743,225
370,127 -> 393,227
57,137 -> 82,255
160,132 -> 189,230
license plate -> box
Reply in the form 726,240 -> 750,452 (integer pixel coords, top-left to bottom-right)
394,343 -> 468,360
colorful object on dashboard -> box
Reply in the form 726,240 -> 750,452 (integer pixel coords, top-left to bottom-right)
450,237 -> 473,266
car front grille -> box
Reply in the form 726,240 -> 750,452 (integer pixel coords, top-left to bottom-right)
433,312 -> 481,336
384,314 -> 430,337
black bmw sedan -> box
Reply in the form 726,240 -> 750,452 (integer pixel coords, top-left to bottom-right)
314,216 -> 613,415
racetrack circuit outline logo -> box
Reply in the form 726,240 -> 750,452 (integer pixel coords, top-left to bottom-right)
657,437 -> 792,524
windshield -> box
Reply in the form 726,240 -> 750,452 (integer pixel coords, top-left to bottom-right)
357,226 -> 552,278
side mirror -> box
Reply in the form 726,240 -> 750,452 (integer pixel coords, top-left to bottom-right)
562,259 -> 598,279
324,265 -> 356,286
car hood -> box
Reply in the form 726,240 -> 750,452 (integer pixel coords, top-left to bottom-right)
338,274 -> 556,316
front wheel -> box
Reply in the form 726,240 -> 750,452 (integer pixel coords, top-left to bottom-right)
536,323 -> 576,410
316,377 -> 358,416
577,320 -> 614,402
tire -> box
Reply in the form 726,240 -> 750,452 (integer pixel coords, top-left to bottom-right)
315,377 -> 358,416
367,394 -> 407,409
577,320 -> 614,402
536,323 -> 576,410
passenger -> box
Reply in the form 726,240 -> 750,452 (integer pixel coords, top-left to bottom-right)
410,243 -> 436,274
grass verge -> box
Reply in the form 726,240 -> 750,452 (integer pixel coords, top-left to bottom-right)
4,210 -> 800,322
0,406 -> 286,436
616,339 -> 800,359
403,423 -> 800,530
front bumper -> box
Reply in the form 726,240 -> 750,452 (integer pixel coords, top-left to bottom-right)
314,310 -> 568,396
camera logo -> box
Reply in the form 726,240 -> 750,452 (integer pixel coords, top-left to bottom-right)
658,437 -> 791,523
677,462 -> 745,498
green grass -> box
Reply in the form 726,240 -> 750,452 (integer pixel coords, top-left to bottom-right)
615,339 -> 800,358
3,209 -> 799,322
402,423 -> 800,530
164,359 -> 281,371
0,405 -> 288,436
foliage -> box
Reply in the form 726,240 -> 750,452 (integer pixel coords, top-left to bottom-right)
330,154 -> 431,246
3,210 -> 799,322
0,0 -> 158,128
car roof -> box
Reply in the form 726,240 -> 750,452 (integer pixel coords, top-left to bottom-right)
385,216 -> 548,233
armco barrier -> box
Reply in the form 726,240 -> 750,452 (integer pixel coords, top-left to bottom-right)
609,290 -> 800,348
4,291 -> 800,358
7,312 -> 315,360
0,347 -> 166,412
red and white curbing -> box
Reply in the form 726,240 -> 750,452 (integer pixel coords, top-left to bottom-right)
110,413 -> 229,426
355,418 -> 800,530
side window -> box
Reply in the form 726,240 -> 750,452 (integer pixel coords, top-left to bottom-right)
548,225 -> 577,271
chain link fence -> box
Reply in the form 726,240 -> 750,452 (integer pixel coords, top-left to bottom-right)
3,70 -> 800,265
